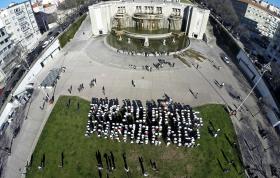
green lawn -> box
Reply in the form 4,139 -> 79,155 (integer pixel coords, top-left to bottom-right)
26,96 -> 244,178
180,0 -> 193,3
59,15 -> 87,48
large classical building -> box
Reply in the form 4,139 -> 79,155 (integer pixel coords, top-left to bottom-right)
232,0 -> 280,38
0,1 -> 41,51
89,0 -> 210,40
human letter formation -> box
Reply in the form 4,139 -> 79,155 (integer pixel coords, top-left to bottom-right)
85,97 -> 203,147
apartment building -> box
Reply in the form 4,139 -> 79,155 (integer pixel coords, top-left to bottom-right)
232,0 -> 280,38
0,22 -> 12,67
256,0 -> 280,15
0,24 -> 10,90
265,25 -> 280,90
0,1 -> 41,51
266,25 -> 280,62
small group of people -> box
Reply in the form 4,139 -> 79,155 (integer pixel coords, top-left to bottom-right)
128,64 -> 136,69
116,48 -> 136,55
68,85 -> 73,94
143,65 -> 152,72
90,78 -> 97,88
153,59 -> 175,70
78,83 -> 85,92
39,93 -> 54,110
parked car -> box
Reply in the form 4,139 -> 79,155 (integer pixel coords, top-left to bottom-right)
221,54 -> 230,64
49,36 -> 55,41
42,41 -> 50,48
47,31 -> 53,36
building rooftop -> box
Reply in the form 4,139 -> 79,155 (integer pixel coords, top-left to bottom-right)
7,1 -> 29,9
238,0 -> 280,18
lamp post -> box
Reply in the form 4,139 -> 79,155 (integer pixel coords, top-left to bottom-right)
232,62 -> 271,115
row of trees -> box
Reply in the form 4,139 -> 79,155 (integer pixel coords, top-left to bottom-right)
58,0 -> 86,10
197,0 -> 239,27
57,0 -> 99,10
196,0 -> 252,41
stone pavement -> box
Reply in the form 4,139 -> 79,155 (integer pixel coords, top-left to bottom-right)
3,15 -> 280,178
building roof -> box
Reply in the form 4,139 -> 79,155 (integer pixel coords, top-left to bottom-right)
7,1 -> 30,9
238,0 -> 280,18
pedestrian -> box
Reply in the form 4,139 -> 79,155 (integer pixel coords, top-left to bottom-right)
68,98 -> 71,107
43,101 -> 45,108
77,102 -> 80,111
45,96 -> 49,102
102,86 -> 105,95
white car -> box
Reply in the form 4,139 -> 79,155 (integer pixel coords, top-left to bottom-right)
49,36 -> 55,41
221,55 -> 230,64
42,41 -> 49,48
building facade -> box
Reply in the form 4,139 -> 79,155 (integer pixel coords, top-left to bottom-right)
265,25 -> 280,90
232,0 -> 280,38
0,21 -> 12,66
89,1 -> 209,40
266,25 -> 280,62
0,1 -> 41,51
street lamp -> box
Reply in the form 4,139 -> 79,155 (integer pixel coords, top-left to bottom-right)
231,62 -> 271,115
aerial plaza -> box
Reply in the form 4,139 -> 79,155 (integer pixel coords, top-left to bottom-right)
4,0 -> 279,178
24,1 -> 244,177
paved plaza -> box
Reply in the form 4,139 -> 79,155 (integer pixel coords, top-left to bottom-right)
3,15 -> 280,178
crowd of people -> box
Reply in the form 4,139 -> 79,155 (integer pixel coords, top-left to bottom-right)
153,59 -> 175,70
128,59 -> 176,72
85,97 -> 203,148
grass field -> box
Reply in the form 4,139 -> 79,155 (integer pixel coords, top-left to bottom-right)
59,15 -> 86,48
180,0 -> 193,3
26,96 -> 244,178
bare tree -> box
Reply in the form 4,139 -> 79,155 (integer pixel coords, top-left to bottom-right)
234,24 -> 250,38
270,62 -> 280,90
198,0 -> 239,27
58,0 -> 85,10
